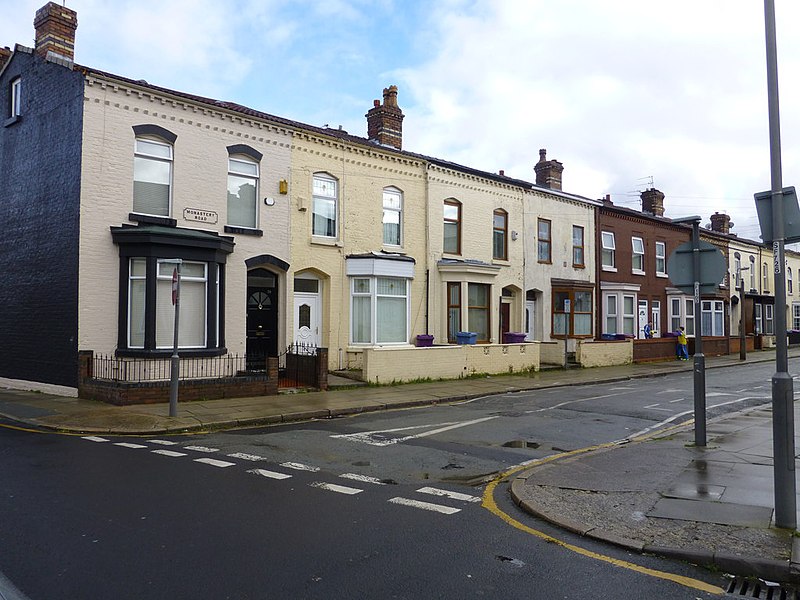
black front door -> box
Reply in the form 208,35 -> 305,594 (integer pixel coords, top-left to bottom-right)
247,269 -> 278,369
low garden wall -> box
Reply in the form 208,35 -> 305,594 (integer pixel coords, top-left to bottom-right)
361,343 -> 540,385
576,339 -> 632,367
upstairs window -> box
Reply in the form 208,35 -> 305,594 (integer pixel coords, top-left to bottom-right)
10,77 -> 21,117
632,237 -> 645,273
383,187 -> 403,246
733,254 -> 741,287
789,267 -> 793,295
655,241 -> 666,275
572,226 -> 584,267
493,209 -> 508,260
601,231 -> 616,269
227,156 -> 259,229
537,219 -> 551,263
443,199 -> 461,254
133,138 -> 173,217
312,173 -> 338,238
749,256 -> 756,290
763,262 -> 769,291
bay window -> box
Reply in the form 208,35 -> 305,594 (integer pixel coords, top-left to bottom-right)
554,288 -> 593,337
351,277 -> 409,344
701,300 -> 725,337
468,283 -> 490,342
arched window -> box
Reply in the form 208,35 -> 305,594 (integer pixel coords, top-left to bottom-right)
493,209 -> 508,260
132,125 -> 176,217
312,173 -> 338,238
227,154 -> 259,229
443,199 -> 462,255
382,187 -> 403,246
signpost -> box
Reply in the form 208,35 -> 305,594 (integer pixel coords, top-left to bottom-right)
163,259 -> 183,418
667,219 -> 727,447
756,0 -> 796,530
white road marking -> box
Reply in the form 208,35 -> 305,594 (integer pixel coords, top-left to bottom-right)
152,450 -> 187,457
310,482 -> 363,495
657,389 -> 684,395
247,468 -> 292,480
707,392 -> 733,397
643,403 -> 673,413
184,446 -> 220,453
339,473 -> 386,485
81,436 -> 109,442
416,487 -> 481,503
228,452 -> 267,461
669,398 -> 685,403
194,458 -> 236,468
280,462 -> 320,472
388,497 -> 461,514
148,439 -> 178,446
525,392 -> 619,414
114,442 -> 148,449
331,416 -> 498,447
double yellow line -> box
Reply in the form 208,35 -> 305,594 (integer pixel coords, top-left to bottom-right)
481,432 -> 725,596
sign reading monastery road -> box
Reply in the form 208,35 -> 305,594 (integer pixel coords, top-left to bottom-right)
183,208 -> 218,224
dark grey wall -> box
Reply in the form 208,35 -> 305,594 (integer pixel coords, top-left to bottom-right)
0,50 -> 84,387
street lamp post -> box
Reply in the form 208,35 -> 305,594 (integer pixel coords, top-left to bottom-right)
738,266 -> 748,361
763,0 -> 795,529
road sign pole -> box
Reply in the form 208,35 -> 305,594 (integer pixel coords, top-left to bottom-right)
764,0 -> 795,529
168,260 -> 182,418
690,222 -> 706,447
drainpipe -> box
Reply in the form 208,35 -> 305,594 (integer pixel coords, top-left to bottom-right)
425,269 -> 430,334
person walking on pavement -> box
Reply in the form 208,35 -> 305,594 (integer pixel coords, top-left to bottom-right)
643,322 -> 652,339
676,326 -> 689,360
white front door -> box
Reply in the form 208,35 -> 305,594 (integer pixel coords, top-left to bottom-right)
294,292 -> 320,347
637,300 -> 648,339
525,300 -> 536,341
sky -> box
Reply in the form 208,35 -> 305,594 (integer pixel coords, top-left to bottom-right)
3,0 -> 800,242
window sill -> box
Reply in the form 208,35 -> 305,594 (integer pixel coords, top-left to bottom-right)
382,246 -> 406,254
224,225 -> 263,237
115,347 -> 228,358
129,213 -> 177,227
602,266 -> 617,272
3,115 -> 21,128
311,236 -> 342,247
632,270 -> 646,276
656,273 -> 668,278
492,259 -> 511,266
572,264 -> 586,269
537,260 -> 552,265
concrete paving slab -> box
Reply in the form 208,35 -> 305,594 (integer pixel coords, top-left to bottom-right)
647,497 -> 773,528
663,482 -> 726,501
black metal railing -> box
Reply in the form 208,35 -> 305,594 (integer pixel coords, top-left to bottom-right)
278,343 -> 319,388
92,354 -> 249,383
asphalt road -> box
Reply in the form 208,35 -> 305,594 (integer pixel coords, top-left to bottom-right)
0,361 -> 782,599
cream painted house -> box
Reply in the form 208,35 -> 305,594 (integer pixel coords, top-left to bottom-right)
288,116 -> 428,372
425,160 -> 527,347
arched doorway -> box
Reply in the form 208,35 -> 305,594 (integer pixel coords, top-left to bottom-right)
247,268 -> 278,369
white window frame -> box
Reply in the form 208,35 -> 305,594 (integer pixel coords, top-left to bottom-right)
312,173 -> 338,238
655,241 -> 666,277
701,299 -> 724,337
10,77 -> 21,118
763,262 -> 769,292
622,294 -> 636,335
133,137 -> 173,217
605,294 -> 618,334
792,303 -> 800,330
227,155 -> 259,229
668,295 -> 695,336
350,276 -> 409,345
733,255 -> 741,288
602,291 -> 636,335
156,260 -> 208,349
601,231 -> 616,270
755,302 -> 763,334
382,187 -> 403,247
749,256 -> 756,290
788,267 -> 793,295
631,237 -> 645,274
127,258 -> 147,349
765,303 -> 774,335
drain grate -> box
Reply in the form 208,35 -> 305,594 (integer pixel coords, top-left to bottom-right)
726,577 -> 798,599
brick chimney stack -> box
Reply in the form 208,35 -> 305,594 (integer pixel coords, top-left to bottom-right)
534,149 -> 563,190
366,85 -> 404,150
34,2 -> 77,62
640,188 -> 665,217
710,212 -> 733,234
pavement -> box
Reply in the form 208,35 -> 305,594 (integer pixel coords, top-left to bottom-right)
3,348 -> 800,584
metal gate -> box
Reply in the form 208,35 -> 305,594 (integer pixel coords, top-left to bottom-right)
278,343 -> 319,389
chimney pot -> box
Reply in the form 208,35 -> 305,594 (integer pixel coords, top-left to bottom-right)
34,2 -> 78,62
499,170 -> 505,176
366,84 -> 405,150
640,188 -> 665,217
534,148 -> 564,190
709,211 -> 732,234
